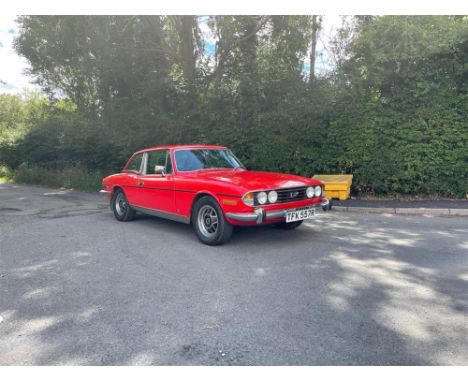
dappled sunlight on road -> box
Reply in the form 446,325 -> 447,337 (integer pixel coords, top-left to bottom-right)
22,286 -> 61,300
127,352 -> 158,366
0,249 -> 102,365
312,212 -> 468,365
1,189 -> 467,365
459,242 -> 468,250
9,259 -> 60,279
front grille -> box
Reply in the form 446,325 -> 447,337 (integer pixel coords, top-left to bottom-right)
276,187 -> 307,203
253,186 -> 308,206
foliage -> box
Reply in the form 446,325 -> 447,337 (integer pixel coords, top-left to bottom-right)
13,164 -> 103,191
0,164 -> 13,182
0,15 -> 466,196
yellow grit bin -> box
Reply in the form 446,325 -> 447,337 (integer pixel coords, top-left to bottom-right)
312,174 -> 353,201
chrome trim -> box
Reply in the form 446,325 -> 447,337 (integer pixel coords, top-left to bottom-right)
266,209 -> 287,219
226,208 -> 265,224
122,152 -> 145,174
226,212 -> 259,222
321,198 -> 330,207
142,149 -> 174,175
99,190 -> 111,195
130,204 -> 190,224
242,186 -> 322,207
141,152 -> 148,174
255,208 -> 266,224
227,203 -> 322,224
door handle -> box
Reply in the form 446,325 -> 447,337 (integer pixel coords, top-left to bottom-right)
137,181 -> 144,187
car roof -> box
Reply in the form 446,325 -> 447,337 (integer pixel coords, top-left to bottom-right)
134,144 -> 227,154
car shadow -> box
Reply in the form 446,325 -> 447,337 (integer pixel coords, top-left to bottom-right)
127,211 -> 324,250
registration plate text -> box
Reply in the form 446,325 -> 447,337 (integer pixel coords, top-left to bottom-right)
285,207 -> 315,223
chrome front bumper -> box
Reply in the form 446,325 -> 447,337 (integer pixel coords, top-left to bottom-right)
226,204 -> 320,224
99,189 -> 111,196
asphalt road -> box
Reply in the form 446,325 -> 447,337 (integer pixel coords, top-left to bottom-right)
1,182 -> 467,365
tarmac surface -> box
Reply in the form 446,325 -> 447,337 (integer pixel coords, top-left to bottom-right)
1,182 -> 467,365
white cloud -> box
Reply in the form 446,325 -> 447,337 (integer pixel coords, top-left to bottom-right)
0,14 -> 40,94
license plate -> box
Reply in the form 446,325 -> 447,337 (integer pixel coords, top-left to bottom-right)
285,207 -> 315,223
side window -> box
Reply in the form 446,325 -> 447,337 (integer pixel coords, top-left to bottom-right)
126,153 -> 143,173
146,150 -> 173,175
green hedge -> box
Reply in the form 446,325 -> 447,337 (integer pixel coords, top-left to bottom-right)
12,164 -> 103,192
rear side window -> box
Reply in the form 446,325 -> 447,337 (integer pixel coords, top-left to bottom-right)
126,153 -> 143,172
146,150 -> 173,175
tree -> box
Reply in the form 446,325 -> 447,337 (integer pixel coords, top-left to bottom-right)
309,15 -> 322,80
4,15 -> 466,196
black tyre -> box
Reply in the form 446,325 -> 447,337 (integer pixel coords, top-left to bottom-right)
275,220 -> 303,230
111,189 -> 136,222
192,196 -> 233,245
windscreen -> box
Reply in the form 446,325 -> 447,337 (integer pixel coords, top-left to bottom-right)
175,149 -> 244,172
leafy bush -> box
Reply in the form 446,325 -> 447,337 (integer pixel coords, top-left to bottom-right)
0,165 -> 13,181
13,164 -> 103,192
0,16 -> 466,197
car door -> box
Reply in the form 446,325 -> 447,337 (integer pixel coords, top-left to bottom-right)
137,149 -> 175,213
121,152 -> 145,205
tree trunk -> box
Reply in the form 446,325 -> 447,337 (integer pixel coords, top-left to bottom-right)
310,15 -> 319,81
179,16 -> 196,83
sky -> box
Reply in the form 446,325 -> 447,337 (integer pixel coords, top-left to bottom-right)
0,15 -> 342,95
0,15 -> 41,94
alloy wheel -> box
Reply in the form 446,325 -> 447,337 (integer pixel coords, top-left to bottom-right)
197,205 -> 219,238
115,192 -> 127,216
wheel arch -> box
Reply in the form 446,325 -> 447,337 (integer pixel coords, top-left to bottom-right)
111,185 -> 124,196
190,190 -> 224,223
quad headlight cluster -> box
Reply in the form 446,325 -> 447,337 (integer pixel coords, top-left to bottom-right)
243,190 -> 279,206
306,186 -> 322,198
242,186 -> 321,206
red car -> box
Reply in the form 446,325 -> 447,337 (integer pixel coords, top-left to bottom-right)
101,144 -> 324,245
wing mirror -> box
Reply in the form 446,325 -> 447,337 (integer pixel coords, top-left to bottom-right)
154,165 -> 166,176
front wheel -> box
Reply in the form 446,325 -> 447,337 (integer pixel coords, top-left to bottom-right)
111,189 -> 136,221
274,220 -> 303,230
192,196 -> 233,245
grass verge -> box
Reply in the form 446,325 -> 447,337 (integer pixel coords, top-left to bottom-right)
2,164 -> 103,192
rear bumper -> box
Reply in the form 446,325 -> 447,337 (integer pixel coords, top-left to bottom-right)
226,202 -> 321,224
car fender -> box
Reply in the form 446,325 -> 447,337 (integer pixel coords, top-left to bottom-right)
191,189 -> 226,216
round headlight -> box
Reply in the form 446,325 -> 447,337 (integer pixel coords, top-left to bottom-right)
243,192 -> 254,206
268,190 -> 278,203
306,186 -> 314,198
257,191 -> 267,205
314,186 -> 322,197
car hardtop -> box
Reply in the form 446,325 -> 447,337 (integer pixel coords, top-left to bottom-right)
133,144 -> 228,155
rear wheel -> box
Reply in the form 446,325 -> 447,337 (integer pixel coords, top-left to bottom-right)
193,196 -> 233,245
111,189 -> 136,221
274,220 -> 303,230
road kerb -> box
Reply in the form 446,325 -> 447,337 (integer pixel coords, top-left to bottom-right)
449,209 -> 468,216
333,206 -> 348,212
394,208 -> 450,216
332,206 -> 468,217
